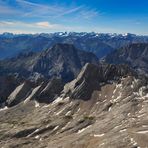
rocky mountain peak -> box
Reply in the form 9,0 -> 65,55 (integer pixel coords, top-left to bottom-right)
63,63 -> 133,100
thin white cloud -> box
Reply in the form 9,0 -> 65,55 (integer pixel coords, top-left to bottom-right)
80,9 -> 99,19
0,3 -> 19,15
0,21 -> 61,29
35,22 -> 60,29
0,21 -> 15,25
14,0 -> 100,20
36,22 -> 51,28
16,0 -> 44,7
0,20 -> 95,33
55,5 -> 85,17
16,0 -> 60,12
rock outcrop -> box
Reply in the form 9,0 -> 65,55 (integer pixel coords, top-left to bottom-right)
6,78 -> 64,107
63,63 -> 133,100
7,81 -> 33,107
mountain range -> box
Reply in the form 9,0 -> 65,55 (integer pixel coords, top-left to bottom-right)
1,32 -> 148,59
0,35 -> 148,148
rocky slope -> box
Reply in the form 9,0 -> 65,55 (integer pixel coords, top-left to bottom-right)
0,63 -> 147,148
0,43 -> 98,82
105,43 -> 148,75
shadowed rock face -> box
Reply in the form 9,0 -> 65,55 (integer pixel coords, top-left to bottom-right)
36,78 -> 64,103
6,81 -> 34,107
63,63 -> 133,100
0,43 -> 98,82
105,43 -> 148,74
6,78 -> 64,107
0,75 -> 23,105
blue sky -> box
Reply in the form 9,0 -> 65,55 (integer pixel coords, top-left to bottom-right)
0,0 -> 148,34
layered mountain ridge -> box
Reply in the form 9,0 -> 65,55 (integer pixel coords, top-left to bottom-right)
1,32 -> 148,59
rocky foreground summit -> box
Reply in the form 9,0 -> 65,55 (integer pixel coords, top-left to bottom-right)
0,62 -> 147,148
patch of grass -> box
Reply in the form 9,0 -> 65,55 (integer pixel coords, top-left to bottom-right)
19,121 -> 26,125
78,115 -> 95,124
57,101 -> 65,106
10,120 -> 18,125
83,115 -> 95,121
64,115 -> 73,120
41,119 -> 51,124
78,119 -> 85,124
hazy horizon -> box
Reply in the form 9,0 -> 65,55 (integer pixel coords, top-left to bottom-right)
1,31 -> 148,36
